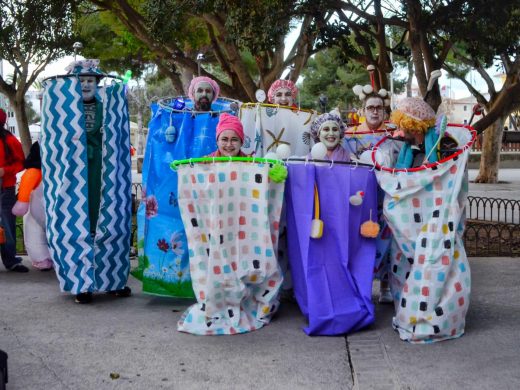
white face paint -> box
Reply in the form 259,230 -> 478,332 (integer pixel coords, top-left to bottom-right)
194,81 -> 214,111
363,96 -> 385,130
273,87 -> 294,106
80,76 -> 98,102
318,120 -> 341,150
217,129 -> 243,157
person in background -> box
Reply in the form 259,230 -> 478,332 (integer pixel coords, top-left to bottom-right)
207,113 -> 248,158
345,92 -> 390,159
12,141 -> 53,271
0,108 -> 28,272
188,76 -> 220,112
347,88 -> 393,304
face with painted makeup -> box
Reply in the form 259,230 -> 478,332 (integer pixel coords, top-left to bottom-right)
217,129 -> 243,157
80,76 -> 98,102
363,96 -> 385,130
194,81 -> 215,111
318,120 -> 342,150
273,87 -> 294,107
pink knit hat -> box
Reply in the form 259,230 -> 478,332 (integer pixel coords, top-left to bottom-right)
0,109 -> 6,125
267,79 -> 298,104
188,76 -> 220,102
216,113 -> 244,142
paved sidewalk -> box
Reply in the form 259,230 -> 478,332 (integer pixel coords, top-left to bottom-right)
1,257 -> 518,390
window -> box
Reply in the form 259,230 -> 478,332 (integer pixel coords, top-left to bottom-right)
8,127 -> 15,133
463,105 -> 467,111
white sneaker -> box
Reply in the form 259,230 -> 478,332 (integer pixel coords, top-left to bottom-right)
378,288 -> 393,304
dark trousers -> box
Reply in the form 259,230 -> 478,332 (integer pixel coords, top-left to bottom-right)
1,186 -> 20,269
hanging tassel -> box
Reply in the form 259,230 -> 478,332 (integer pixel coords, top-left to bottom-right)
360,209 -> 380,238
310,184 -> 323,239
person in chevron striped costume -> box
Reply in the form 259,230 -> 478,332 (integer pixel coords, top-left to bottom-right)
46,59 -> 133,304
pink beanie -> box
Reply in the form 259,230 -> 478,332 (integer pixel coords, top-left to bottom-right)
216,113 -> 244,142
0,109 -> 6,125
188,76 -> 220,102
267,79 -> 298,104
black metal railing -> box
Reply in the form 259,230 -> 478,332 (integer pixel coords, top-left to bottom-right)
466,196 -> 520,225
463,221 -> 520,257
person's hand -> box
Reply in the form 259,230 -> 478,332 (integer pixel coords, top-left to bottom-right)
0,167 -> 4,178
12,201 -> 30,216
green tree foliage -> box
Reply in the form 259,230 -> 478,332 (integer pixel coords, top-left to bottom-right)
299,48 -> 369,110
76,7 -> 154,78
87,0 -> 331,100
299,47 -> 405,111
25,99 -> 39,125
0,0 -> 77,153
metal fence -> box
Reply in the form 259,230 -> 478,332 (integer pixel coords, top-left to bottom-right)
464,221 -> 520,257
466,196 -> 520,225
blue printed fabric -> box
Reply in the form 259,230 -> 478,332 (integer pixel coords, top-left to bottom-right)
137,98 -> 239,297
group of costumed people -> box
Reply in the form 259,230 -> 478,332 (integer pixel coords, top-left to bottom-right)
1,60 -> 471,344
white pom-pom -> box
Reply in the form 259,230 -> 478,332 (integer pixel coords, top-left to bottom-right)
362,85 -> 373,94
367,65 -> 376,71
311,142 -> 327,160
353,85 -> 363,95
378,88 -> 388,97
264,152 -> 279,160
276,144 -> 291,159
384,98 -> 391,106
349,191 -> 365,206
359,92 -> 366,101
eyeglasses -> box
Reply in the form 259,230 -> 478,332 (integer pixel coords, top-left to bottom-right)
365,105 -> 384,112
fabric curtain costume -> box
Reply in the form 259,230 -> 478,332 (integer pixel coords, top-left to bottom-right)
240,80 -> 315,157
285,163 -> 378,335
136,90 -> 241,297
40,60 -> 132,295
176,161 -> 284,335
374,97 -> 472,343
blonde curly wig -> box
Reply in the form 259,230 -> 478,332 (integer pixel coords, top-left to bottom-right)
390,97 -> 436,135
390,110 -> 436,135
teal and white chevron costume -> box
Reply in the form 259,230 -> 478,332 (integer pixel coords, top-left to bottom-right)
41,76 -> 132,294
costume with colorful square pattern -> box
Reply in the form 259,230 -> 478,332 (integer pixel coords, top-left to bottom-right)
177,162 -> 284,335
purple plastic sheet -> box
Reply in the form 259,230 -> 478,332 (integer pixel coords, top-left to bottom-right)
285,164 -> 378,335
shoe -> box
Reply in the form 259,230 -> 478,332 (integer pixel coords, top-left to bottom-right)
74,292 -> 93,304
378,288 -> 393,304
107,286 -> 132,298
279,289 -> 296,303
32,259 -> 53,271
8,264 -> 29,273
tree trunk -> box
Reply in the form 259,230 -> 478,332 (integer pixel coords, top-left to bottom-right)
12,98 -> 31,155
475,117 -> 505,183
406,61 -> 414,97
